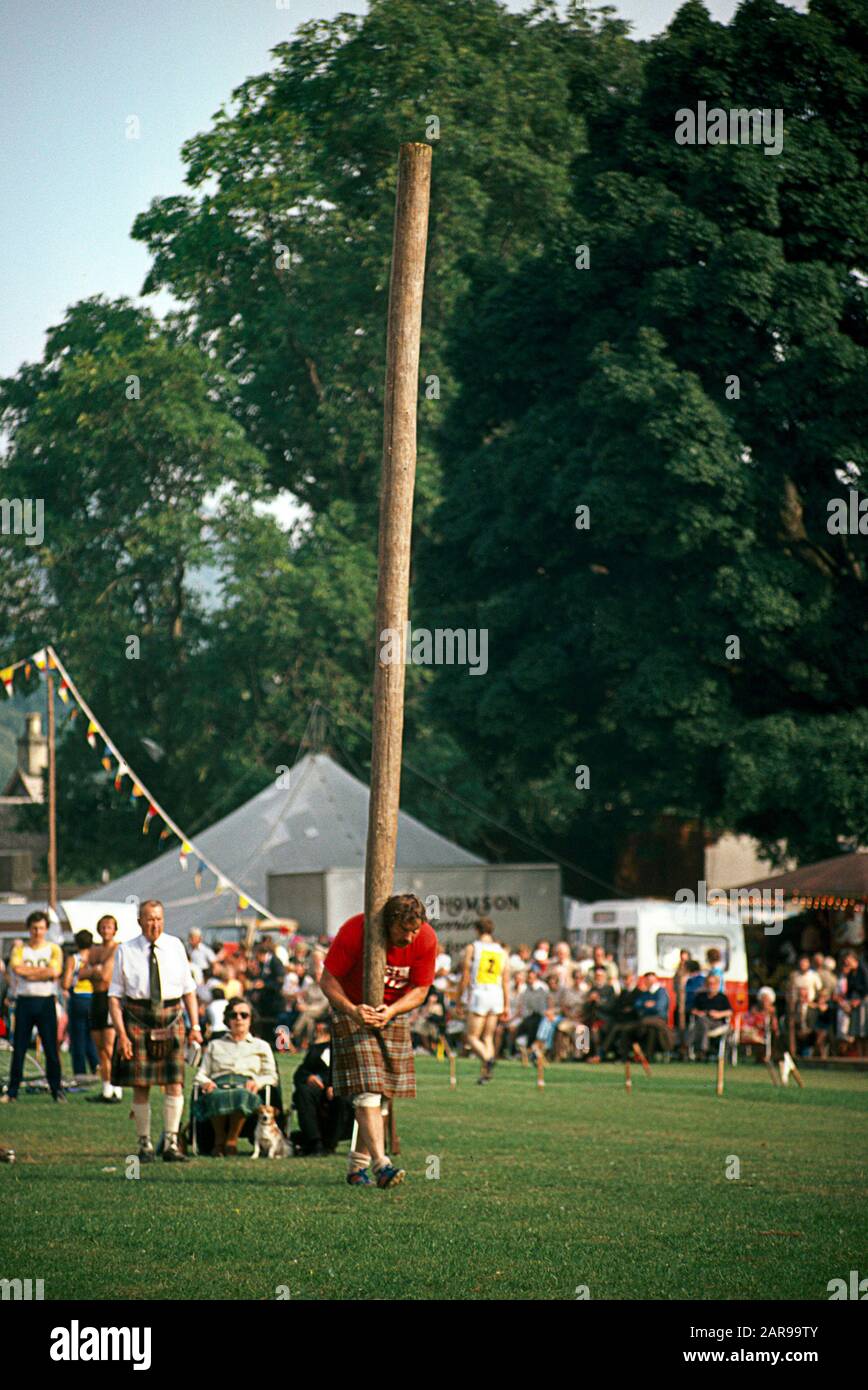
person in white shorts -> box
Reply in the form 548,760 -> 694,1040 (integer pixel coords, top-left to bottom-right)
460,918 -> 510,1085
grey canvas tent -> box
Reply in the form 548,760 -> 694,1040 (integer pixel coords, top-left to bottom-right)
89,753 -> 483,938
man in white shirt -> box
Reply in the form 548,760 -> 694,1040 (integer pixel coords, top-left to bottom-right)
109,900 -> 202,1164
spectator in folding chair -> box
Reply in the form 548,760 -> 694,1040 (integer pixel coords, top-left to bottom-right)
633,971 -> 673,1059
193,999 -> 279,1155
687,973 -> 732,1060
600,971 -> 640,1060
583,965 -> 617,1061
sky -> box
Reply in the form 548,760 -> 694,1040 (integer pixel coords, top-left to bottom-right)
0,0 -> 807,382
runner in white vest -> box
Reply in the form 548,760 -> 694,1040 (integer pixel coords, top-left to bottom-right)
460,918 -> 510,1086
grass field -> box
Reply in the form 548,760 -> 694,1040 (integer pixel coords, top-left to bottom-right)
1,1054 -> 865,1301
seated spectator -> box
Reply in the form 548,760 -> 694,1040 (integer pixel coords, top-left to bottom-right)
788,954 -> 823,1010
705,947 -> 725,987
688,974 -> 732,1059
290,1018 -> 354,1157
194,1000 -> 278,1156
632,970 -> 672,1059
513,967 -> 550,1057
550,942 -> 576,989
601,971 -> 640,1060
554,966 -> 587,1059
812,990 -> 834,1057
502,969 -> 528,1056
583,965 -> 617,1060
509,943 -> 532,974
582,945 -> 619,987
292,950 -> 329,1048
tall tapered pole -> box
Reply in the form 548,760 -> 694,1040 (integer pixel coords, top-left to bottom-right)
363,142 -> 432,1005
46,670 -> 58,912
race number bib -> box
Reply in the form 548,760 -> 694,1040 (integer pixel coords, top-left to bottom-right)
476,950 -> 503,986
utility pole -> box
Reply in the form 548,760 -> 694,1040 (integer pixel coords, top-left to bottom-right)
363,142 -> 432,1005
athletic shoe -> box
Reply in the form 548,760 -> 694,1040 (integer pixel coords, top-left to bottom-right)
138,1138 -> 156,1163
375,1164 -> 406,1189
52,1091 -> 68,1103
162,1137 -> 190,1163
346,1168 -> 373,1186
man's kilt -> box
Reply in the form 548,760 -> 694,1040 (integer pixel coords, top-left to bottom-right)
331,1011 -> 415,1099
112,999 -> 185,1088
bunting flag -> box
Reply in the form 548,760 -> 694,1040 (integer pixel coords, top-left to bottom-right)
0,641 -> 280,928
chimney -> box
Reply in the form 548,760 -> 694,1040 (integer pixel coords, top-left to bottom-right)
19,712 -> 48,779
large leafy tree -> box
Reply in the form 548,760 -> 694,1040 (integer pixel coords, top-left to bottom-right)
0,297 -> 269,876
420,0 -> 868,880
131,0 -> 634,523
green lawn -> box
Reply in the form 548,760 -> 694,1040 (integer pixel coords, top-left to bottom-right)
1,1055 -> 865,1301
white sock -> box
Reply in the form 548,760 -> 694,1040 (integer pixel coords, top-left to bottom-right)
163,1093 -> 184,1137
133,1102 -> 151,1140
114,1085 -> 123,1100
102,1080 -> 113,1099
372,1154 -> 392,1173
347,1148 -> 371,1174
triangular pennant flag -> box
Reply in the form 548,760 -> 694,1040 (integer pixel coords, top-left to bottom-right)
131,782 -> 143,798
114,761 -> 128,791
238,894 -> 249,910
179,841 -> 192,871
194,858 -> 206,891
86,720 -> 99,749
58,679 -> 70,704
68,706 -> 78,720
142,803 -> 157,834
159,827 -> 170,841
33,650 -> 47,670
47,651 -> 57,669
24,663 -> 31,679
0,668 -> 13,698
216,874 -> 230,895
101,744 -> 112,772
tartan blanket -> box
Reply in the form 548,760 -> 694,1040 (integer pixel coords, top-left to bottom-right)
193,1073 -> 264,1121
331,1011 -> 415,1099
112,998 -> 185,1088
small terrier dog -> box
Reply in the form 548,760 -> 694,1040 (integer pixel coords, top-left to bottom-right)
251,1104 -> 290,1159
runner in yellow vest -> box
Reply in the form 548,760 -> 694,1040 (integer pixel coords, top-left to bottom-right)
460,918 -> 510,1085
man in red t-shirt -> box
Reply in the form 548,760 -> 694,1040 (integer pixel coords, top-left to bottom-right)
322,893 -> 437,1188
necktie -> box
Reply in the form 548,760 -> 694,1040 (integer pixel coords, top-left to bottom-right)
149,943 -> 162,1006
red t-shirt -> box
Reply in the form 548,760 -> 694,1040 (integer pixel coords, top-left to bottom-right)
324,913 -> 437,1006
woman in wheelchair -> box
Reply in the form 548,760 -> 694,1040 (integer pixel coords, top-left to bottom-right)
193,999 -> 279,1155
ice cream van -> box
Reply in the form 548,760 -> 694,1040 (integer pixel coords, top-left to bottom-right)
567,898 -> 749,1018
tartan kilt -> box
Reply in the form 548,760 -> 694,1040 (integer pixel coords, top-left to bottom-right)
112,999 -> 185,1088
193,1074 -> 263,1122
331,1011 -> 415,1099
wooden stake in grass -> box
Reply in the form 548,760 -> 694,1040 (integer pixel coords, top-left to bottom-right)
363,142 -> 433,1006
625,1059 -> 632,1093
716,1034 -> 726,1097
632,1041 -> 651,1078
449,1048 -> 457,1089
536,1050 -> 545,1089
